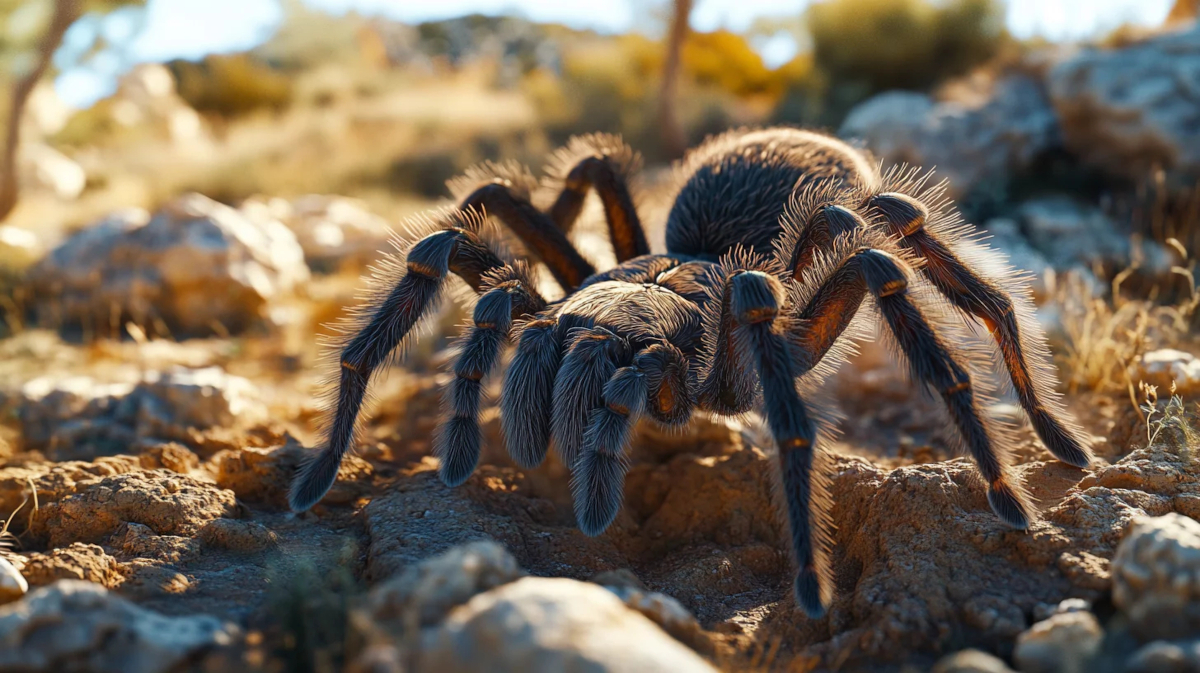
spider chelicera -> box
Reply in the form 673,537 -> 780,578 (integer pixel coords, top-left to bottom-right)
290,127 -> 1091,618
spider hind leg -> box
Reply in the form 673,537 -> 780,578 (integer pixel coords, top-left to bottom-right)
868,190 -> 1093,469
858,247 -> 1033,529
543,134 -> 649,262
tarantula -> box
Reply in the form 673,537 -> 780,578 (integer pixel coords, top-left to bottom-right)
290,127 -> 1091,618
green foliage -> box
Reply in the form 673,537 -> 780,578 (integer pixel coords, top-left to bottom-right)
806,0 -> 1007,122
1,0 -> 147,77
255,0 -> 382,72
417,13 -> 549,72
527,29 -> 818,161
385,149 -> 462,199
685,30 -> 815,100
525,33 -> 661,156
263,543 -> 362,673
169,53 -> 293,118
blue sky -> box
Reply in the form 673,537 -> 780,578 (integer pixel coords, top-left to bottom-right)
54,0 -> 1174,108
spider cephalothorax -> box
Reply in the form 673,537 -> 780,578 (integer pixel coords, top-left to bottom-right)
290,127 -> 1091,618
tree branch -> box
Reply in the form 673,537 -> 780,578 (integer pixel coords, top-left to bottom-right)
658,0 -> 692,161
0,0 -> 82,222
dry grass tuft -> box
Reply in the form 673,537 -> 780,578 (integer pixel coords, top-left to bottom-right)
1141,381 -> 1200,449
1055,242 -> 1199,411
0,478 -> 39,551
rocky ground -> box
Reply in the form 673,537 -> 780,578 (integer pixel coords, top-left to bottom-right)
0,192 -> 1195,671
0,332 -> 1197,673
0,21 -> 1198,673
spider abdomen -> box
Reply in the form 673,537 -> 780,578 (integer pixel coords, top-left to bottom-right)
664,128 -> 877,259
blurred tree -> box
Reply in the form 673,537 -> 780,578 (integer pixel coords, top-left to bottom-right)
0,0 -> 80,221
533,22 -> 821,160
168,54 -> 293,118
659,0 -> 692,159
1168,0 -> 1198,24
806,0 -> 1007,123
256,0 -> 377,72
0,0 -> 144,222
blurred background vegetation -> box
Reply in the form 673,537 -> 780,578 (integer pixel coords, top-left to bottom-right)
0,0 -> 1195,428
0,0 -> 1193,229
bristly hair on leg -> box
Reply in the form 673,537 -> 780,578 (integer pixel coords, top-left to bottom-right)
853,236 -> 1034,528
694,245 -> 781,416
870,166 -> 1093,468
434,261 -> 548,486
720,266 -> 833,617
447,160 -> 540,258
636,341 -> 694,426
538,133 -> 643,219
290,207 -> 495,513
537,133 -> 649,268
693,249 -> 836,616
773,178 -> 871,281
501,312 -> 563,469
434,289 -> 511,487
780,230 -> 880,386
447,160 -> 541,205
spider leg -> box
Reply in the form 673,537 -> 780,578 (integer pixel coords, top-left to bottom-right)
435,265 -> 547,486
500,315 -> 563,469
696,262 -> 759,415
792,246 -> 1034,529
551,327 -> 632,469
786,203 -> 865,280
572,342 -> 694,535
458,182 -> 595,291
289,210 -> 507,512
788,250 -> 869,374
544,134 -> 649,261
868,192 -> 1092,468
721,268 -> 830,618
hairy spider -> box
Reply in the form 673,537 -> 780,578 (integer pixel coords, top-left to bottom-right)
290,127 -> 1091,618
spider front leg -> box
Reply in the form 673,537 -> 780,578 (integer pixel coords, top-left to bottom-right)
435,264 -> 547,486
868,191 -> 1092,468
289,209 -> 510,512
573,364 -> 646,535
791,246 -> 1034,529
500,316 -> 562,469
703,265 -> 832,618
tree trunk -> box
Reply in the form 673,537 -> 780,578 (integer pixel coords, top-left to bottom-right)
659,0 -> 692,161
0,0 -> 81,222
